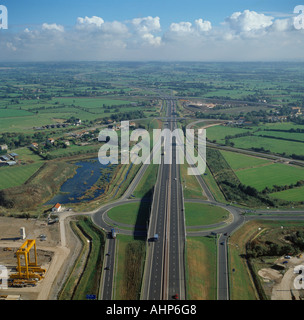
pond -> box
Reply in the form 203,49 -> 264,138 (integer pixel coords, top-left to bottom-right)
45,158 -> 114,205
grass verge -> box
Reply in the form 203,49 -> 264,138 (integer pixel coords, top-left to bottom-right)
186,236 -> 217,300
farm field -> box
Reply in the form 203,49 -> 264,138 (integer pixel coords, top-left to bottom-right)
220,150 -> 270,171
207,123 -> 304,156
269,186 -> 304,202
231,135 -> 304,156
52,97 -> 134,108
207,125 -> 251,142
184,202 -> 229,226
0,162 -> 43,190
255,130 -> 304,142
235,163 -> 304,191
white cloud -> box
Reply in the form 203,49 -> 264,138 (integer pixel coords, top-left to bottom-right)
164,18 -> 211,43
169,21 -> 193,33
131,16 -> 161,33
1,11 -> 304,61
141,33 -> 162,46
42,23 -> 64,32
76,16 -> 105,29
195,19 -> 212,33
270,18 -> 294,32
100,21 -> 128,35
6,42 -> 16,51
130,16 -> 162,47
225,10 -> 273,33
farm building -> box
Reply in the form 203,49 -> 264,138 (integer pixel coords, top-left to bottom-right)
31,143 -> 39,149
0,144 -> 8,151
0,155 -> 10,162
47,138 -> 55,145
9,153 -> 18,160
52,203 -> 62,213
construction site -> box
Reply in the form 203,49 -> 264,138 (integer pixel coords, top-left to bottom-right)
0,214 -> 81,300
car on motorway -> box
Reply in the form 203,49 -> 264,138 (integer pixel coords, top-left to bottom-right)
220,242 -> 225,245
173,294 -> 179,300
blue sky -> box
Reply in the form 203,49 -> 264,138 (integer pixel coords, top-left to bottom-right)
0,0 -> 303,61
2,0 -> 299,29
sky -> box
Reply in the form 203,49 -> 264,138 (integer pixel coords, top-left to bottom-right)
0,0 -> 303,61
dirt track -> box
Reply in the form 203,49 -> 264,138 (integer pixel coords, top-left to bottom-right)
258,255 -> 304,300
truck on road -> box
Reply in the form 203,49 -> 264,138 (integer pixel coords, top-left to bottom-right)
111,228 -> 117,239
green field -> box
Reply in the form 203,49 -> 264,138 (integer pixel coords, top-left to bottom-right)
231,135 -> 304,156
220,150 -> 270,171
255,130 -> 304,142
0,162 -> 43,190
235,163 -> 304,191
207,125 -> 250,142
207,123 -> 304,156
0,109 -> 34,118
184,202 -> 229,226
53,97 -> 134,108
261,122 -> 304,131
269,186 -> 304,202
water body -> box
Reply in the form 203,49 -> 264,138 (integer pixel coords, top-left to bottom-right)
46,158 -> 112,205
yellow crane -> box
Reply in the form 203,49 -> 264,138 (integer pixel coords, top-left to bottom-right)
10,240 -> 46,283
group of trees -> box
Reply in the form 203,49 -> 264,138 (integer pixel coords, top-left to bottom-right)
262,180 -> 304,194
247,230 -> 304,258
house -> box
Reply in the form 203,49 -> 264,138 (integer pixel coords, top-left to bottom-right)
75,119 -> 82,126
31,143 -> 39,149
291,107 -> 302,117
0,155 -> 10,162
0,144 -> 8,151
9,153 -> 18,160
47,138 -> 55,145
63,140 -> 70,146
52,203 -> 62,213
6,161 -> 17,166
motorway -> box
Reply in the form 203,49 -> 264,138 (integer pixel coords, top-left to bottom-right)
142,100 -> 186,300
90,98 -> 304,301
